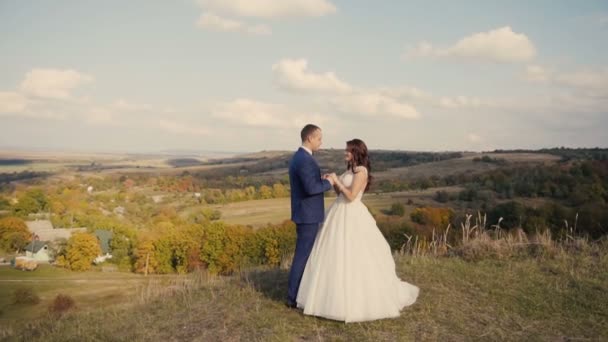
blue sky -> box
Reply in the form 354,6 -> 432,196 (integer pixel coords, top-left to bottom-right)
1,0 -> 607,153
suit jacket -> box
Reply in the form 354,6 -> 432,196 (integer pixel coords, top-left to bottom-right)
289,147 -> 332,224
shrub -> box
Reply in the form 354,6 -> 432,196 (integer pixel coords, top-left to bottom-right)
388,203 -> 405,216
200,222 -> 253,275
48,294 -> 76,316
12,286 -> 40,305
410,207 -> 454,228
435,190 -> 450,203
253,221 -> 297,266
377,218 -> 414,250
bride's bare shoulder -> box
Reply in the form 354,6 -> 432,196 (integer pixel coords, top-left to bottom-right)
354,166 -> 368,174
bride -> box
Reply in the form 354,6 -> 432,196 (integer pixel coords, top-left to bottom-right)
296,139 -> 419,323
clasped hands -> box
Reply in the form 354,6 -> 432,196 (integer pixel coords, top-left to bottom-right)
323,172 -> 339,186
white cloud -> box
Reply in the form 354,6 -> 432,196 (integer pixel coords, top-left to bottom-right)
380,86 -> 432,100
272,58 -> 352,94
524,64 -> 608,93
438,96 -> 486,109
0,90 -> 69,119
197,13 -> 271,35
159,119 -> 210,136
20,68 -> 93,99
197,0 -> 336,18
86,107 -> 117,126
111,99 -> 153,112
212,98 -> 324,128
554,69 -> 608,90
467,133 -> 482,143
0,92 -> 27,114
4,96 -> 69,120
379,86 -> 493,110
524,65 -> 550,82
406,26 -> 536,63
331,93 -> 420,119
272,58 -> 422,120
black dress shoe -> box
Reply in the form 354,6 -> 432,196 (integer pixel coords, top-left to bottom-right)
285,300 -> 297,309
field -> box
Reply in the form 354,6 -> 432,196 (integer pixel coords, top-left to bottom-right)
213,186 -> 462,227
0,264 -> 180,323
0,149 -> 240,174
1,250 -> 607,341
1,147 -> 606,340
374,153 -> 561,180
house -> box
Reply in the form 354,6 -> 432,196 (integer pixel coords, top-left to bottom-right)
94,229 -> 113,264
25,220 -> 87,241
24,241 -> 51,263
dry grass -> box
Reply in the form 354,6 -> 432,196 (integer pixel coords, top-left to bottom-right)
398,211 -> 602,264
2,246 -> 606,341
0,265 -> 183,323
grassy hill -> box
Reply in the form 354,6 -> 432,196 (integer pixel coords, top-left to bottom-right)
1,245 -> 607,341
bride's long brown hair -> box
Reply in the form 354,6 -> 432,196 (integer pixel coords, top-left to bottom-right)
346,139 -> 372,192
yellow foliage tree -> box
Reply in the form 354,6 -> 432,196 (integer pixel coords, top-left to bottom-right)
134,239 -> 159,274
0,217 -> 31,252
258,185 -> 273,199
272,183 -> 288,198
65,232 -> 101,271
410,207 -> 454,229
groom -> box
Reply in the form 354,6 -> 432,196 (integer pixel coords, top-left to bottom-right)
286,124 -> 335,308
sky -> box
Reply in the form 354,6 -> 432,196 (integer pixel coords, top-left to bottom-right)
1,0 -> 607,153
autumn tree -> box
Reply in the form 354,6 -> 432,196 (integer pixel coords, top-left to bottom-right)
65,232 -> 101,271
13,189 -> 48,217
410,207 -> 454,229
0,216 -> 31,252
272,183 -> 288,198
258,185 -> 273,199
134,239 -> 159,274
200,222 -> 253,275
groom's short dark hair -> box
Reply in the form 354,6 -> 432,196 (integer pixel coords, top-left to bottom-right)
301,124 -> 321,142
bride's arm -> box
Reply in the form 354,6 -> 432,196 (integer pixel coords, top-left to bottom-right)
333,170 -> 367,202
324,173 -> 342,195
332,176 -> 341,195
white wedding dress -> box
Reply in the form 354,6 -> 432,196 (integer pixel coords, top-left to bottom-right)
296,167 -> 419,323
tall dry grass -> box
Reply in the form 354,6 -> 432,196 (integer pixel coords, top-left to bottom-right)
134,269 -> 221,305
398,211 -> 601,261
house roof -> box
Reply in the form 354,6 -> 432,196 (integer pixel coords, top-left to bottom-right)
25,220 -> 54,231
26,220 -> 87,241
94,229 -> 113,254
24,240 -> 48,253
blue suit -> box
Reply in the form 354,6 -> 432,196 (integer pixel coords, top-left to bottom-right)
287,147 -> 332,305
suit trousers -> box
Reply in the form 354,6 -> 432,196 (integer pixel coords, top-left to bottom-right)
287,222 -> 320,304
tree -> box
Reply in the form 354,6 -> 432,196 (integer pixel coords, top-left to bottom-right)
13,189 -> 48,217
410,207 -> 454,228
0,217 -> 30,252
65,233 -> 101,271
258,185 -> 273,199
488,201 -> 525,229
272,183 -> 288,198
134,239 -> 159,274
